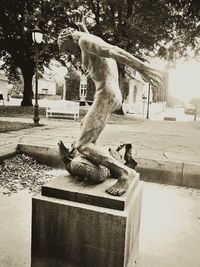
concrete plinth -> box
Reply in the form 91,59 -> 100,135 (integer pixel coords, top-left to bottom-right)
31,173 -> 143,267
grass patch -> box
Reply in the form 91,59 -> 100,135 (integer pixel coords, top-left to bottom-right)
0,106 -> 46,118
0,104 -> 142,125
0,121 -> 34,133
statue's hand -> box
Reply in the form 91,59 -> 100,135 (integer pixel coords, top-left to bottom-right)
140,66 -> 162,88
57,28 -> 76,52
69,10 -> 89,33
69,10 -> 84,28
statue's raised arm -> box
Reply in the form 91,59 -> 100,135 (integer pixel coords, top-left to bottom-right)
79,35 -> 162,88
70,11 -> 89,33
109,46 -> 162,88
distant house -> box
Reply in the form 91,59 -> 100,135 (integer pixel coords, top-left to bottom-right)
123,71 -> 147,114
38,78 -> 56,96
33,77 -> 56,98
123,70 -> 165,116
0,71 -> 11,100
63,69 -> 165,114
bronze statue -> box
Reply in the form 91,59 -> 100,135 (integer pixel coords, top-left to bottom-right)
58,14 -> 161,196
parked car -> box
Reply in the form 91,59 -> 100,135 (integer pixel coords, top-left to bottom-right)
11,93 -> 23,99
184,106 -> 196,115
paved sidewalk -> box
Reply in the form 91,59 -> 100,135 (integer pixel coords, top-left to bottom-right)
1,116 -> 200,267
1,115 -> 200,164
0,183 -> 200,267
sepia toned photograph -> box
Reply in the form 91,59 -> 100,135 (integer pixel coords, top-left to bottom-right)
0,0 -> 200,266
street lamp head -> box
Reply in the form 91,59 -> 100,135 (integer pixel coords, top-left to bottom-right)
32,26 -> 43,44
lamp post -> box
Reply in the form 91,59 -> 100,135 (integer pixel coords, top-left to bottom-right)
142,94 -> 147,118
146,83 -> 151,119
32,26 -> 43,126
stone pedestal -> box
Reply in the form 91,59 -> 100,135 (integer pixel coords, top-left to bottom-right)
31,173 -> 143,267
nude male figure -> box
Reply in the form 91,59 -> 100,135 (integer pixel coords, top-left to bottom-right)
58,18 -> 161,196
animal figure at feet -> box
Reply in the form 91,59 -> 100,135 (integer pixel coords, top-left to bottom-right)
58,141 -> 137,188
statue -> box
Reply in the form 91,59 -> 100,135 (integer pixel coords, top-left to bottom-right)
58,13 -> 161,196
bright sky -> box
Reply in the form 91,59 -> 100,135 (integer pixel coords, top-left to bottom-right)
168,59 -> 200,104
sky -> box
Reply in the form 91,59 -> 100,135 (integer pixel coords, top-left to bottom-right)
168,59 -> 200,104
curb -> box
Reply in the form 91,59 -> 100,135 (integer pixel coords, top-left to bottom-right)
0,143 -> 18,161
17,143 -> 65,169
134,157 -> 200,188
135,157 -> 183,186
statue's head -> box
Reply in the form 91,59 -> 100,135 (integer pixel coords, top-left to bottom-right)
58,27 -> 80,55
60,27 -> 76,38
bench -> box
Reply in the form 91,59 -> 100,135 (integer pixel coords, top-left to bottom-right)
164,116 -> 176,121
46,100 -> 79,120
0,94 -> 4,105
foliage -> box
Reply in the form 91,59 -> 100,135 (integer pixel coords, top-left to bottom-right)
75,0 -> 200,60
11,80 -> 24,96
73,0 -> 200,101
0,0 -> 72,105
152,69 -> 168,102
56,84 -> 64,96
158,0 -> 200,61
86,76 -> 95,101
166,94 -> 184,107
0,0 -> 199,106
64,71 -> 96,102
65,70 -> 80,101
190,97 -> 200,106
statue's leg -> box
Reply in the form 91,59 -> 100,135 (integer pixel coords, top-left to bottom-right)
75,91 -> 136,196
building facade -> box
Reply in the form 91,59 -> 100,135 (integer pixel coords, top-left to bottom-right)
0,71 -> 12,101
123,71 -> 165,116
32,77 -> 57,98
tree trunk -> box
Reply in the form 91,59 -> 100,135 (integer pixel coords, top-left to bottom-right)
21,66 -> 34,106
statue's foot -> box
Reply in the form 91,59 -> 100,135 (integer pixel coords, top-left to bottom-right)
106,170 -> 136,196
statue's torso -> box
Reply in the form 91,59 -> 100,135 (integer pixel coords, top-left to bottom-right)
80,39 -> 119,90
79,33 -> 122,108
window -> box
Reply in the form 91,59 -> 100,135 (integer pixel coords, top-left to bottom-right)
42,88 -> 48,95
80,83 -> 87,98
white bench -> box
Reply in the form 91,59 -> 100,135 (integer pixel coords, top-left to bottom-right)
46,100 -> 79,120
0,94 -> 4,106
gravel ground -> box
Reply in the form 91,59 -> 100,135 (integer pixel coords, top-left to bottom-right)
0,154 -> 55,195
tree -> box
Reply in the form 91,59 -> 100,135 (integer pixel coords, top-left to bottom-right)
0,0 -> 199,106
75,0 -> 200,102
78,0 -> 199,59
65,70 -> 80,101
190,97 -> 200,106
0,0 -> 34,105
156,0 -> 200,61
0,0 -> 71,106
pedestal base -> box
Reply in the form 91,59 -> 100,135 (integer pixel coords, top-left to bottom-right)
31,173 -> 143,267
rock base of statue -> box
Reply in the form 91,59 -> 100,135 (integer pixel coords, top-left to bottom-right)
31,173 -> 143,267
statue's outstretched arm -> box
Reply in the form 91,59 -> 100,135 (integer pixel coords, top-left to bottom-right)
79,37 -> 162,88
109,46 -> 162,87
